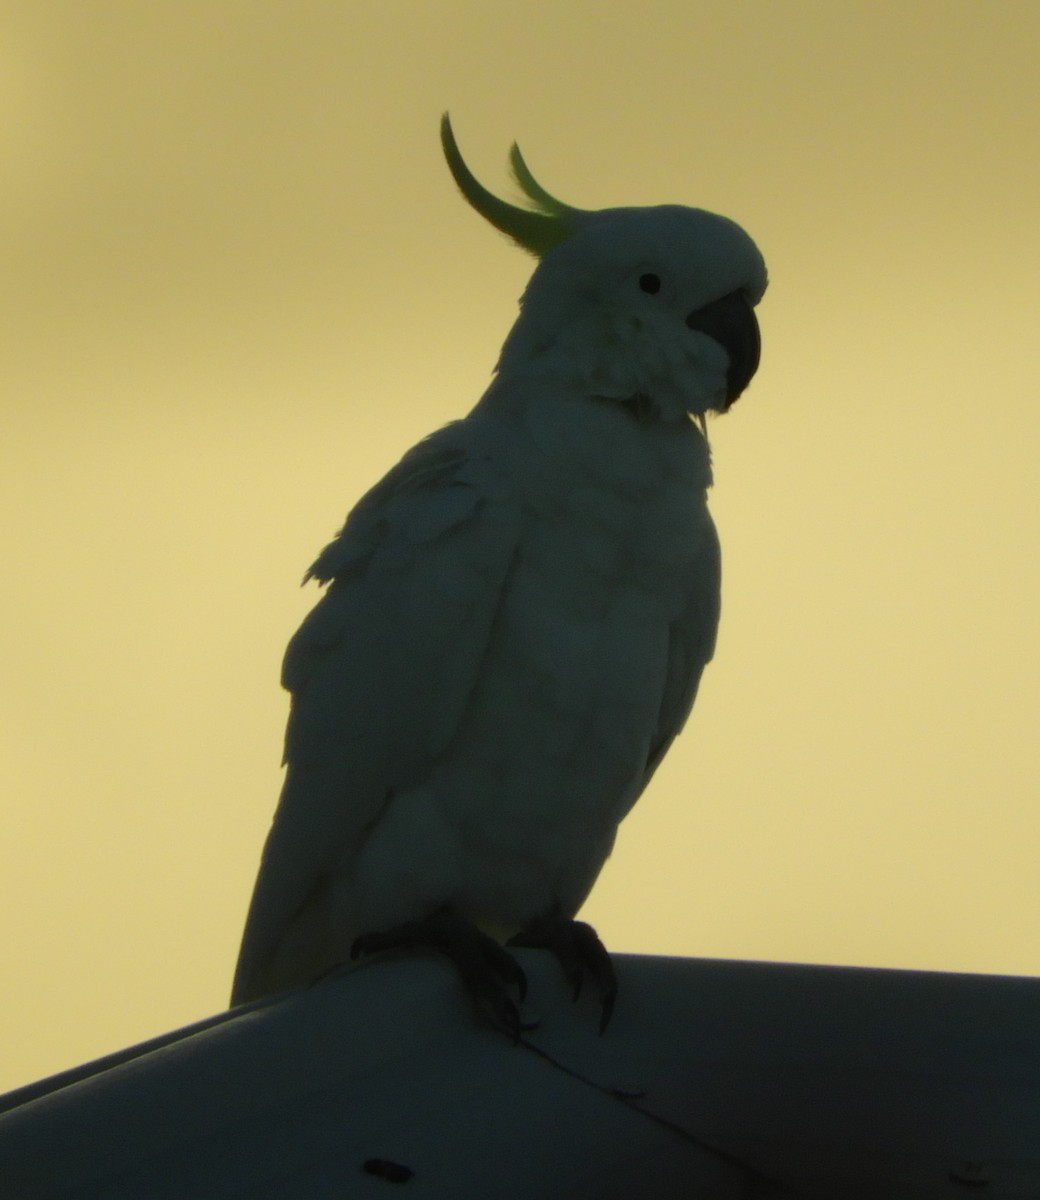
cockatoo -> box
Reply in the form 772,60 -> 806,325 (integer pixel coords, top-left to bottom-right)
232,116 -> 767,1031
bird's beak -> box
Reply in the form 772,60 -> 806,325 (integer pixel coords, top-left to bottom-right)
686,290 -> 761,408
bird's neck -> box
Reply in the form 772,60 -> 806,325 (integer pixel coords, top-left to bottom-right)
471,376 -> 714,499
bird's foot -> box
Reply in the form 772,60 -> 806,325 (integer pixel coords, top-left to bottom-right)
351,909 -> 528,1039
508,915 -> 617,1033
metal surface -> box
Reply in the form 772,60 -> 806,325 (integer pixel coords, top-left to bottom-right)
1,954 -> 1038,1198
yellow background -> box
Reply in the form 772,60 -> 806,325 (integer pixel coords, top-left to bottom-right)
2,1 -> 1038,1092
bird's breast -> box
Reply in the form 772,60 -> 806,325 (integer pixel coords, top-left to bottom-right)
434,405 -> 714,888
349,403 -> 718,935
507,396 -> 713,617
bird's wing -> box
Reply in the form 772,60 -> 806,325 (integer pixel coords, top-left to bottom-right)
232,422 -> 521,1003
643,509 -> 721,786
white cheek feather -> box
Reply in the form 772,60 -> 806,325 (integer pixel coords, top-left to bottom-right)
498,263 -> 737,420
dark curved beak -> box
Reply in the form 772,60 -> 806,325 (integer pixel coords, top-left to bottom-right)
686,290 -> 761,408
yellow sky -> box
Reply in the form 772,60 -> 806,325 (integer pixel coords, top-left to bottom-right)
2,1 -> 1038,1091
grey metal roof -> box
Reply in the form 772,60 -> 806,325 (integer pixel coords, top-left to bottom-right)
1,954 -> 1039,1198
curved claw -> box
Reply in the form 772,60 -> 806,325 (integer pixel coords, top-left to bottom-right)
509,916 -> 618,1033
350,910 -> 528,1036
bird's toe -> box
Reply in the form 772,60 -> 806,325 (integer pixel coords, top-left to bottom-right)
350,909 -> 528,1037
509,915 -> 617,1032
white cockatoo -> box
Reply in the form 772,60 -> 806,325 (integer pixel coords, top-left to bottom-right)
232,116 -> 767,1030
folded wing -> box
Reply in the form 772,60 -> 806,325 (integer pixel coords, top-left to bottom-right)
232,425 -> 522,1003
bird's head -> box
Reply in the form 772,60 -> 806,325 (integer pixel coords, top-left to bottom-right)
442,115 -> 767,423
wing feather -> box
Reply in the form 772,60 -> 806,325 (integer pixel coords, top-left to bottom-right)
644,511 -> 720,784
232,424 -> 521,1002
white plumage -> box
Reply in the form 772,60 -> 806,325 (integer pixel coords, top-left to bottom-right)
231,117 -> 767,1009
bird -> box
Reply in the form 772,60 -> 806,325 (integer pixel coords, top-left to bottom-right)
231,115 -> 767,1032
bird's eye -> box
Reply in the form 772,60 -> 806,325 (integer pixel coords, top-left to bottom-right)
638,273 -> 661,294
